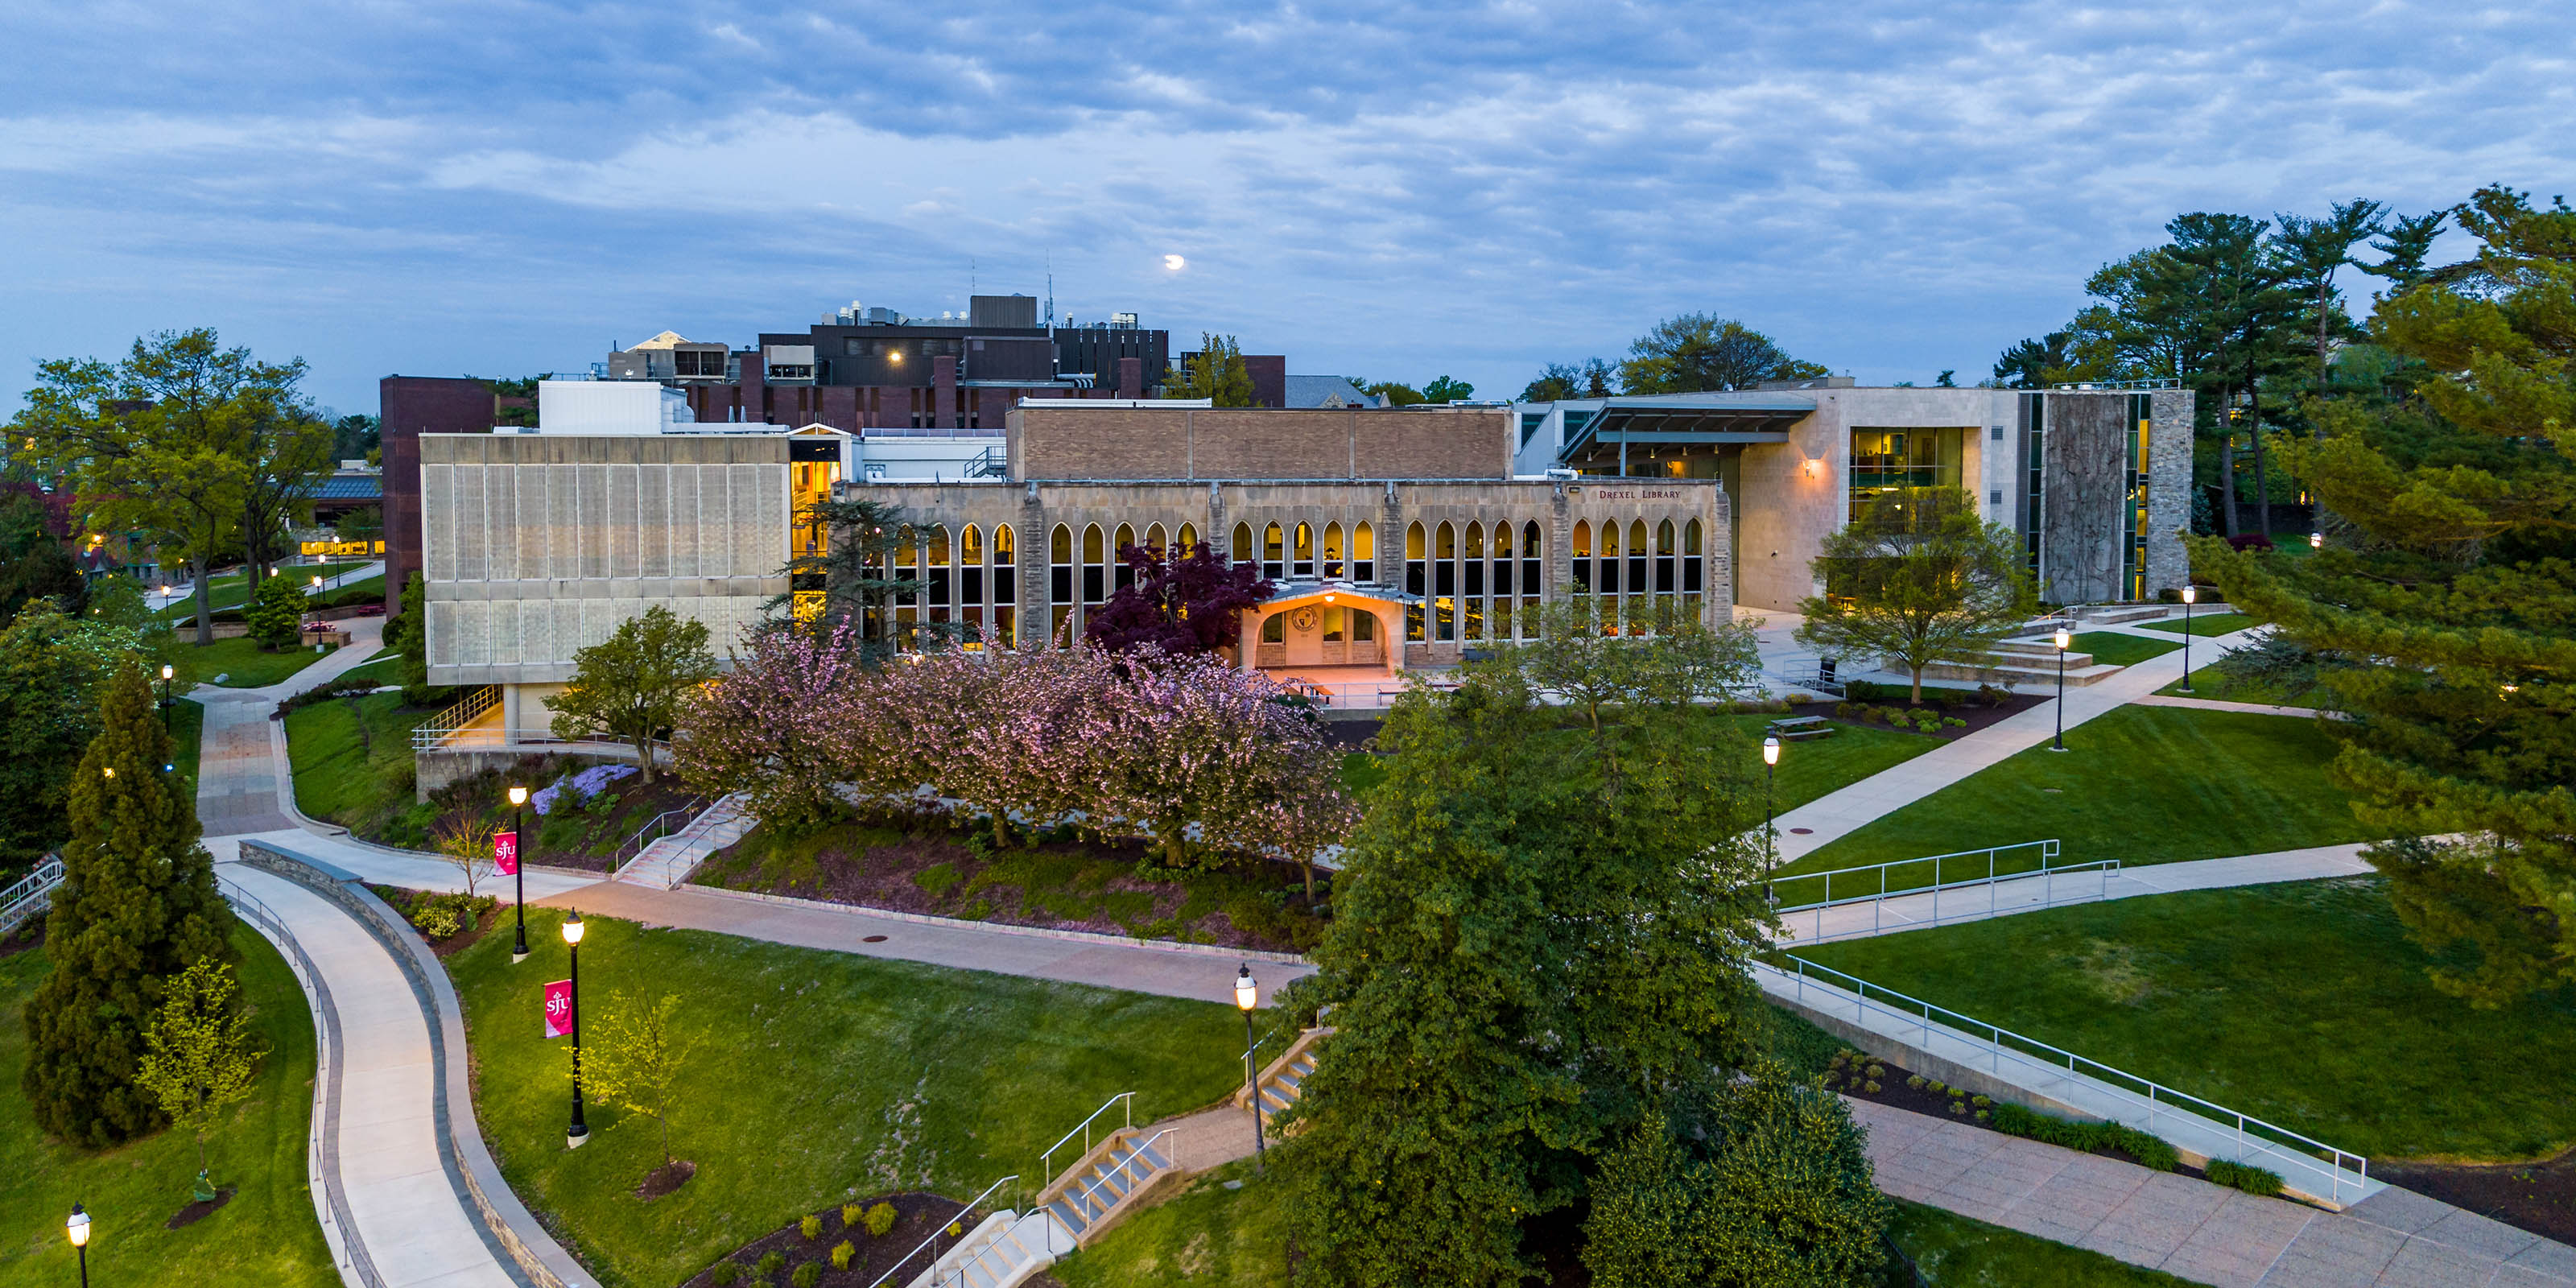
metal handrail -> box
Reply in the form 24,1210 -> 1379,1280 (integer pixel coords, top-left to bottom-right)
863,1172 -> 1018,1288
1,856 -> 64,935
1769,840 -> 2123,941
1772,840 -> 2062,909
1766,953 -> 2369,1204
612,798 -> 707,865
1062,1127 -> 1174,1226
408,684 -> 498,748
1040,1092 -> 1133,1182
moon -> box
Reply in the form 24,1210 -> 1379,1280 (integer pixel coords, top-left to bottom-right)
1163,254 -> 1186,271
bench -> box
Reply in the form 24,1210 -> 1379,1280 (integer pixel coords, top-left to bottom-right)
1766,715 -> 1835,740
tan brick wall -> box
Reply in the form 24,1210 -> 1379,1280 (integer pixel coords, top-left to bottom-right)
1007,406 -> 1512,481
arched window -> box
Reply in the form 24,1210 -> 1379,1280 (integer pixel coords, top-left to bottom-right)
1571,519 -> 1592,596
1293,522 -> 1315,579
894,526 -> 921,648
1489,522 -> 1513,642
960,524 -> 985,640
1629,518 -> 1650,609
1232,522 -> 1253,565
1405,522 -> 1426,640
1461,522 -> 1485,641
1262,522 -> 1285,580
992,523 -> 1017,647
1682,518 -> 1704,628
1354,521 -> 1376,582
1178,522 -> 1198,555
1434,521 -> 1457,642
1114,523 -> 1137,593
1261,613 -> 1286,643
1323,522 -> 1345,579
1145,522 -> 1166,559
1050,524 -> 1073,647
1082,524 -> 1107,606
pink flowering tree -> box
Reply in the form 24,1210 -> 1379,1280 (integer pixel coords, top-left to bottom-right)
1092,650 -> 1356,876
675,620 -> 869,834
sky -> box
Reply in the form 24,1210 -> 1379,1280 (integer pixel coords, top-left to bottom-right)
2,2 -> 2570,416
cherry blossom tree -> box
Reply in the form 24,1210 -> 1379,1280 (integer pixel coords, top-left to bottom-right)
675,620 -> 869,834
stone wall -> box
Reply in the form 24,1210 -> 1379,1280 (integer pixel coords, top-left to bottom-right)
1007,405 -> 1515,481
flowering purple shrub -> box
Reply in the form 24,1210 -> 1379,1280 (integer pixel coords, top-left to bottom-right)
530,763 -> 637,815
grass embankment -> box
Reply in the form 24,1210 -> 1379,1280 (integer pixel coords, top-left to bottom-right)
286,689 -> 436,832
181,636 -> 337,688
1791,706 -> 2371,876
1887,1199 -> 2198,1286
170,696 -> 206,791
0,923 -> 333,1286
2158,664 -> 2332,709
449,908 -> 1262,1288
2070,632 -> 2181,667
2136,612 -> 2257,638
1797,877 -> 2576,1161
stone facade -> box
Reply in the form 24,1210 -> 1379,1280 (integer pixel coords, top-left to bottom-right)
1007,404 -> 1515,482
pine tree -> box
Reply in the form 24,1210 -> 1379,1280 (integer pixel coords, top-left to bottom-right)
21,663 -> 234,1146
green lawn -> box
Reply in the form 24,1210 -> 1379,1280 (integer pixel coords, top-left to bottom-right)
2136,612 -> 2258,638
1889,1200 -> 2195,1286
450,908 -> 1267,1288
2070,632 -> 2182,667
2159,664 -> 2331,709
285,689 -> 436,828
1797,878 -> 2576,1161
1728,713 -> 1943,812
183,636 -> 338,688
1340,750 -> 1385,795
1790,706 -> 2372,877
0,923 -> 334,1287
170,696 -> 206,791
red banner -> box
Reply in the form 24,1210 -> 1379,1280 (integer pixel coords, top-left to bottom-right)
494,831 -> 518,876
543,979 -> 572,1038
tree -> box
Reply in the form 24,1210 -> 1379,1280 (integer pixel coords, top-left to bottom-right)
329,413 -> 381,462
22,663 -> 233,1146
133,958 -> 263,1193
549,605 -> 719,785
2198,184 -> 2576,1006
1280,654 -> 1773,1286
0,602 -> 142,870
2273,200 -> 2389,398
2359,209 -> 2450,297
580,990 -> 692,1171
1520,361 -> 1614,402
381,571 -> 434,704
1084,541 -> 1274,657
1091,650 -> 1351,872
1795,488 -> 2034,704
676,619 -> 870,834
334,506 -> 383,545
1617,315 -> 1830,394
433,815 -> 500,899
779,496 -> 922,649
244,568 -> 308,651
1419,376 -> 1476,403
1583,1067 -> 1889,1287
1358,379 -> 1425,407
1501,600 -> 1760,731
0,489 -> 87,621
1164,334 -> 1256,407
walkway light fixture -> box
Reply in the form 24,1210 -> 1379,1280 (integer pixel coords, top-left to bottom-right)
159,663 -> 175,733
2179,587 -> 2197,693
1235,964 -> 1265,1175
66,1203 -> 89,1287
508,786 -> 530,963
1761,735 -> 1781,906
2309,531 -> 2323,551
562,910 -> 588,1149
2051,627 -> 2072,752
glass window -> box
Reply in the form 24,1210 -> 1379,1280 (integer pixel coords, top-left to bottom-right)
1263,522 -> 1285,580
1178,522 -> 1197,554
1114,523 -> 1137,592
1571,519 -> 1592,593
1294,522 -> 1314,578
1146,522 -> 1166,557
1355,521 -> 1375,582
1628,519 -> 1649,621
1323,606 -> 1344,642
1323,522 -> 1345,578
1050,524 -> 1073,621
1405,522 -> 1426,597
960,525 -> 984,634
1522,520 -> 1543,638
1081,524 -> 1105,605
1849,427 -> 1964,517
1683,518 -> 1703,596
1261,613 -> 1285,643
992,524 -> 1016,647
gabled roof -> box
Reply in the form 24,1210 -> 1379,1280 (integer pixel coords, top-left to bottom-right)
1283,375 -> 1377,409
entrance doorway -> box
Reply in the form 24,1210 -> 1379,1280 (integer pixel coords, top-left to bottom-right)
1259,604 -> 1382,668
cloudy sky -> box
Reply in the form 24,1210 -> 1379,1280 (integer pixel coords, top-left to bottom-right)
2,2 -> 2568,415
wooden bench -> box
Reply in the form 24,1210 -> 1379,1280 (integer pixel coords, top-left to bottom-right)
1766,715 -> 1835,740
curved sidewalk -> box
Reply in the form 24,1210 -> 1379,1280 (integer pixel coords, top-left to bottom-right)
1776,844 -> 2375,945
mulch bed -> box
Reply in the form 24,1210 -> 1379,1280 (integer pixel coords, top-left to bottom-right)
2377,1151 -> 2576,1248
166,1187 -> 235,1228
1828,1046 -> 2217,1182
677,1191 -> 986,1288
1820,688 -> 2050,741
638,1159 -> 697,1200
366,886 -> 502,960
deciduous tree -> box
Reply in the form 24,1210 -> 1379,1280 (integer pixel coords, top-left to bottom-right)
676,619 -> 870,834
1618,315 -> 1829,394
1795,488 -> 2034,704
581,989 -> 692,1170
549,605 -> 719,784
1164,334 -> 1256,407
1084,541 -> 1274,657
134,958 -> 263,1188
0,603 -> 148,870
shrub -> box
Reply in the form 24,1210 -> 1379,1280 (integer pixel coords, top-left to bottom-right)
799,1214 -> 822,1241
245,573 -> 311,651
757,1251 -> 785,1276
1905,1075 -> 1924,1091
2205,1158 -> 2285,1197
842,1203 -> 864,1229
1863,1080 -> 1880,1093
410,902 -> 461,939
1987,1103 -> 2178,1172
710,1263 -> 741,1286
1948,1101 -> 1964,1115
1865,1064 -> 1885,1080
2227,532 -> 2277,553
830,1241 -> 856,1271
791,1262 -> 821,1288
865,1201 -> 898,1237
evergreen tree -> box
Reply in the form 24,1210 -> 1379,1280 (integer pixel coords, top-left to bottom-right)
22,663 -> 234,1146
1280,655 -> 1773,1286
382,570 -> 434,704
0,601 -> 135,869
243,568 -> 308,650
2198,184 -> 2576,1005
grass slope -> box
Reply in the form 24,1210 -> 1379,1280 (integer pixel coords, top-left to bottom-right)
286,690 -> 435,828
1792,706 -> 2372,875
1797,878 -> 2576,1161
171,696 -> 206,793
0,923 -> 334,1287
1889,1200 -> 2196,1286
183,636 -> 337,688
2136,612 -> 2257,638
2070,631 -> 2182,667
1728,713 -> 1943,812
2159,664 -> 2331,709
449,907 -> 1261,1288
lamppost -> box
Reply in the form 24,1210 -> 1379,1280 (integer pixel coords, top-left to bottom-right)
2179,586 -> 2198,693
66,1203 -> 89,1288
563,910 -> 588,1150
159,663 -> 174,733
1235,964 -> 1265,1176
507,786 -> 530,964
1761,736 -> 1781,906
2309,530 -> 2323,551
2051,627 -> 2072,752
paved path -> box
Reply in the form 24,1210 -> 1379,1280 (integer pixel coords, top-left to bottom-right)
2133,692 -> 2338,720
1776,844 -> 2375,945
1772,624 -> 2264,864
1857,1097 -> 2576,1287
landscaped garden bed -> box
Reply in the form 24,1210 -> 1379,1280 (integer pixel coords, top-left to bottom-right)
1829,682 -> 2048,741
678,1191 -> 989,1288
697,812 -> 1325,954
2376,1151 -> 2576,1248
367,886 -> 499,957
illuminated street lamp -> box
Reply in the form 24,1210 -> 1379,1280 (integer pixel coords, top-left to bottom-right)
507,786 -> 530,963
159,663 -> 175,733
2051,627 -> 2073,752
66,1203 -> 89,1288
2309,530 -> 2323,551
562,911 -> 588,1150
2179,587 -> 2198,693
1236,964 -> 1265,1175
1761,735 -> 1781,905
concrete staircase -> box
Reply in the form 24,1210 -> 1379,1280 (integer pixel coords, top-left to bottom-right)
1236,1027 -> 1331,1130
613,793 -> 756,889
1035,1127 -> 1180,1247
1917,639 -> 2124,688
0,857 -> 64,938
901,1207 -> 1075,1288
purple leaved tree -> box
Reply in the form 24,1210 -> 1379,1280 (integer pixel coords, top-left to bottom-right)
1084,542 -> 1274,657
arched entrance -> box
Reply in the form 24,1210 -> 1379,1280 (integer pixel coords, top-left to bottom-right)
1237,587 -> 1412,703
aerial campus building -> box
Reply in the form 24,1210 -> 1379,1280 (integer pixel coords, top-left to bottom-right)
382,310 -> 2189,763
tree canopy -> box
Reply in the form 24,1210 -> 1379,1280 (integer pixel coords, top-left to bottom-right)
1164,333 -> 1256,406
1521,358 -> 1616,402
1083,539 -> 1274,657
1618,315 -> 1830,394
549,605 -> 720,785
1794,488 -> 2034,704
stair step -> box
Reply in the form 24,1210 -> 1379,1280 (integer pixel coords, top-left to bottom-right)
1046,1199 -> 1086,1232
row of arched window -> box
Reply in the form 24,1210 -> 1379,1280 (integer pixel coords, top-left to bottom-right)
1568,518 -> 1708,637
1402,520 -> 1546,643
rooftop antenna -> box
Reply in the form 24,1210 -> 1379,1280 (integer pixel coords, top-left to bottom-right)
971,257 -> 977,297
1046,255 -> 1055,329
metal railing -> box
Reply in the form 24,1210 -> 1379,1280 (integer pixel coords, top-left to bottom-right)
409,684 -> 498,749
1040,1092 -> 1133,1183
611,798 -> 707,867
1,856 -> 64,937
1769,840 -> 2121,941
864,1173 -> 1018,1288
1059,1127 -> 1174,1235
1765,953 -> 2370,1205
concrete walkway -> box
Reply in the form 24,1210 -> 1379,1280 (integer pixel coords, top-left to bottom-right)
1776,844 -> 2375,945
2133,692 -> 2339,720
1857,1097 -> 2576,1287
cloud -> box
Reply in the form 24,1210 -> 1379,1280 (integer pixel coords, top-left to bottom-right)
0,0 -> 2569,408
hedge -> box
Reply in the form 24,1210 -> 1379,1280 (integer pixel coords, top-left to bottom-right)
1986,1101 -> 2179,1172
